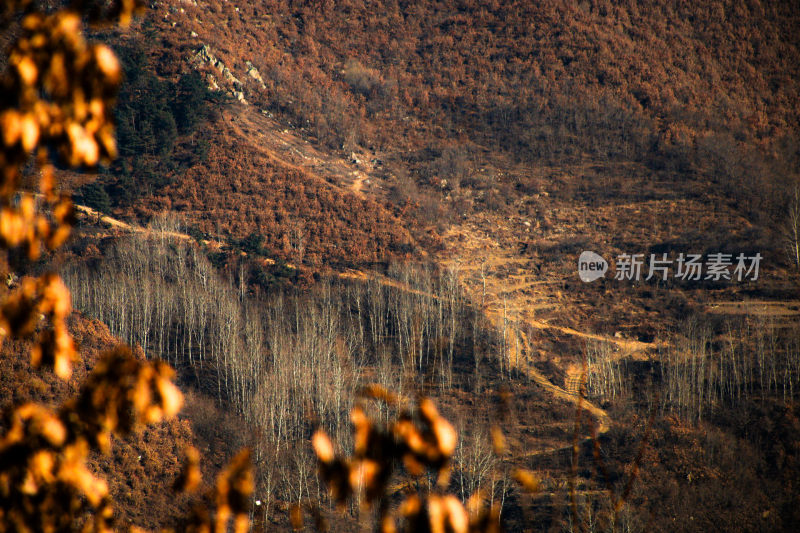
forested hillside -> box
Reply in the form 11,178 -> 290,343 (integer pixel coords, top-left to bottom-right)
2,0 -> 800,531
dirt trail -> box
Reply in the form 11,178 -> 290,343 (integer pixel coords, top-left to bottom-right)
78,104 -> 633,456
350,172 -> 367,197
222,107 -> 374,199
483,304 -> 614,451
526,364 -> 611,434
75,188 -> 617,458
75,204 -> 191,241
706,300 -> 800,317
76,199 -> 615,449
439,219 -> 663,450
526,317 -> 656,355
337,269 -> 441,299
444,224 -> 658,355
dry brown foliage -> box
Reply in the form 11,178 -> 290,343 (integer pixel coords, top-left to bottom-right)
0,345 -> 182,532
0,2 -> 254,531
311,385 -> 544,533
0,0 -> 132,376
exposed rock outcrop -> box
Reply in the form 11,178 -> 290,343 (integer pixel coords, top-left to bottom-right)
191,44 -> 247,104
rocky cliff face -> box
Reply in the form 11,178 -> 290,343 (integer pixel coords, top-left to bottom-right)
192,43 -> 250,103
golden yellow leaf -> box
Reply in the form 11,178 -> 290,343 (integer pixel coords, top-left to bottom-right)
432,417 -> 457,457
29,450 -> 55,484
443,495 -> 469,533
349,459 -> 379,493
513,468 -> 540,493
490,425 -> 505,455
157,377 -> 183,418
14,55 -> 37,86
19,113 -> 39,151
1,110 -> 21,147
312,431 -> 335,463
93,45 -> 120,83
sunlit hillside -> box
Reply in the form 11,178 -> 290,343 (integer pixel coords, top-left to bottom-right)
2,1 -> 800,531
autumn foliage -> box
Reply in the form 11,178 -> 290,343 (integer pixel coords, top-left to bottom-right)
310,387 -> 504,533
0,2 -> 254,532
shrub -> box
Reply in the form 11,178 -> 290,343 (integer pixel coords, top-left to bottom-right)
343,58 -> 380,97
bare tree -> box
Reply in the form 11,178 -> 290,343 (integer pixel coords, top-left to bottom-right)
454,422 -> 497,503
784,184 -> 800,270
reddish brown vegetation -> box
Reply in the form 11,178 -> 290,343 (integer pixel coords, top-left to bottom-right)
132,116 -> 415,268
4,0 -> 798,531
95,0 -> 800,275
0,314 -> 195,530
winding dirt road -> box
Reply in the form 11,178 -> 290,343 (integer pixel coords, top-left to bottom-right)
75,103 -> 635,456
